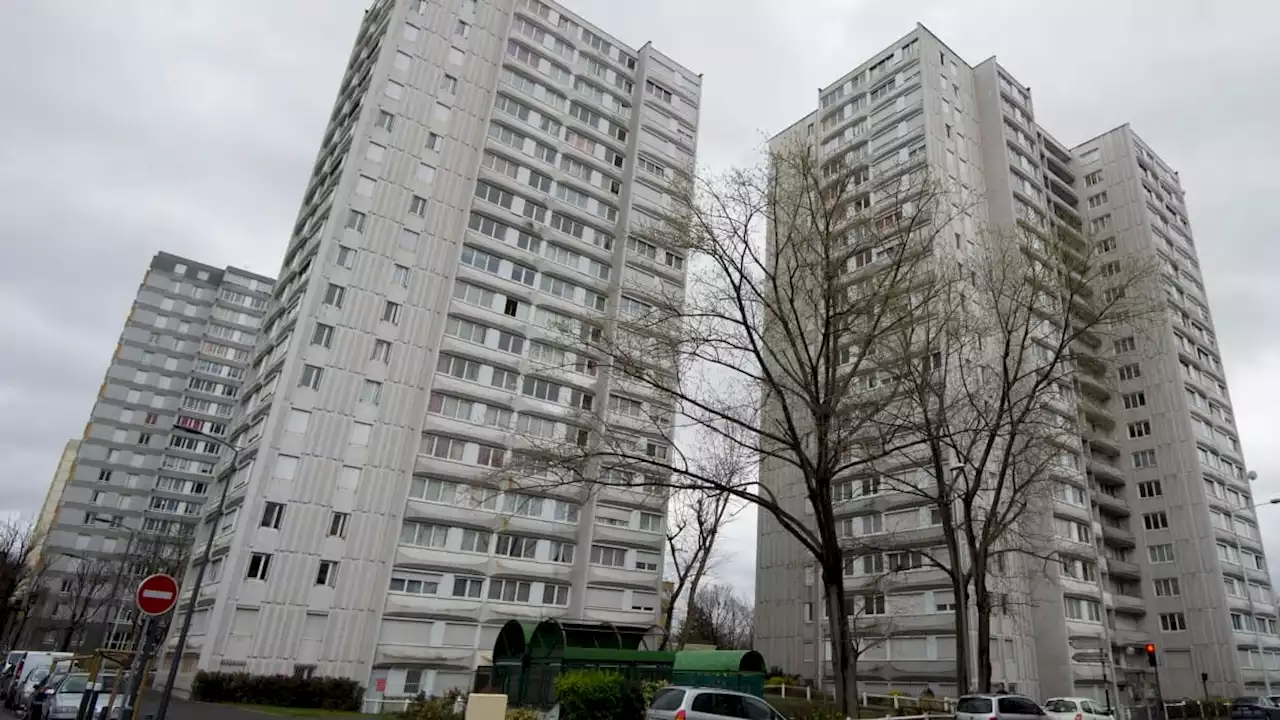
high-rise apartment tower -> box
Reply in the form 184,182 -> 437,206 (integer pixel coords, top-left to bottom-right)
164,0 -> 699,702
755,23 -> 1271,701
28,252 -> 272,651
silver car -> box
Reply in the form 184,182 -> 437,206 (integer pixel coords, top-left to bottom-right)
45,673 -> 120,720
647,687 -> 787,720
956,694 -> 1049,720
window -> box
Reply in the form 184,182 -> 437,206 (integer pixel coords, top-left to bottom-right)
489,579 -> 531,603
345,210 -> 366,232
327,512 -> 349,538
355,175 -> 377,197
1138,480 -> 1163,498
382,301 -> 402,324
416,163 -> 436,183
370,339 -> 392,363
403,23 -> 420,42
1085,170 -> 1103,187
323,283 -> 346,308
1090,215 -> 1112,233
1114,336 -> 1135,353
335,245 -> 356,269
550,541 -> 575,564
409,195 -> 428,217
1160,612 -> 1187,632
441,74 -> 458,95
403,669 -> 423,695
1153,578 -> 1181,597
542,584 -> 570,606
433,103 -> 451,123
495,534 -> 537,559
391,264 -> 410,288
246,552 -> 271,580
426,132 -> 442,151
315,560 -> 339,587
862,594 -> 887,616
452,577 -> 484,598
311,323 -> 334,348
1148,544 -> 1175,563
376,110 -> 395,131
1088,192 -> 1108,208
1128,420 -> 1151,438
448,46 -> 464,65
1099,237 -> 1117,252
1118,363 -> 1141,381
401,520 -> 449,548
638,513 -> 663,532
360,380 -> 383,405
1122,391 -> 1146,409
590,545 -> 627,568
260,502 -> 285,529
1143,512 -> 1169,531
1132,450 -> 1158,469
299,365 -> 323,390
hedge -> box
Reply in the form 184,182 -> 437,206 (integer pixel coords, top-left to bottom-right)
190,671 -> 363,711
554,670 -> 647,720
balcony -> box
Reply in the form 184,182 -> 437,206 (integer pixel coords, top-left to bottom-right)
1101,523 -> 1136,548
1089,455 -> 1125,484
1105,558 -> 1141,579
1094,492 -> 1130,517
1112,594 -> 1146,615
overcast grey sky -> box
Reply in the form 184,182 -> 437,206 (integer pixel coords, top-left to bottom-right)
2,1 -> 1278,599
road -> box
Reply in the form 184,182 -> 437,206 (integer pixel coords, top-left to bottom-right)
3,690 -> 270,720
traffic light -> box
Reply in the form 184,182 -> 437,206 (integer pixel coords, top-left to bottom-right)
1145,643 -> 1158,667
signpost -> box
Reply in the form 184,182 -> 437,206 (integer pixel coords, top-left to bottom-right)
136,574 -> 180,616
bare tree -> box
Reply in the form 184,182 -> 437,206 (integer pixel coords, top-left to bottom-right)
0,517 -> 39,642
678,583 -> 753,650
502,140 -> 964,713
55,556 -> 115,651
873,209 -> 1161,690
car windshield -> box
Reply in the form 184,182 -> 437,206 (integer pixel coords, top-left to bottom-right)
1046,700 -> 1079,712
1237,697 -> 1268,706
958,697 -> 995,713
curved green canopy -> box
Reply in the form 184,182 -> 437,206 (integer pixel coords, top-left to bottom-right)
673,650 -> 766,674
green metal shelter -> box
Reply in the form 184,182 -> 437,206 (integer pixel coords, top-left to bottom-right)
672,650 -> 767,696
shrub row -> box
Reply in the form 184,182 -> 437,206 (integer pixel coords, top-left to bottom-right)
190,671 -> 363,710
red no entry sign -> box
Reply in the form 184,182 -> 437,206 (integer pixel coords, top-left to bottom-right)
136,573 -> 180,616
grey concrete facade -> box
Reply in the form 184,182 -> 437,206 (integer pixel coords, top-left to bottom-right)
24,252 -> 273,653
756,24 -> 1271,702
162,0 -> 697,703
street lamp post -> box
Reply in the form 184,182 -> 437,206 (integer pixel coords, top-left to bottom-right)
154,426 -> 241,720
1228,497 -> 1280,695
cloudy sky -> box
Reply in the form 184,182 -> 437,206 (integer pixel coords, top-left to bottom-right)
2,0 -> 1278,600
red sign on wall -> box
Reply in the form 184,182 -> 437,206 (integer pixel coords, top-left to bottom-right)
375,678 -> 387,693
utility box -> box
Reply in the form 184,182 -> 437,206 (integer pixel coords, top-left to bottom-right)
465,692 -> 508,720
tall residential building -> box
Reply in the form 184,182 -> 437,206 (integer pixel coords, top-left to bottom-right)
28,439 -> 80,571
164,0 -> 698,700
755,24 -> 1271,702
27,253 -> 273,652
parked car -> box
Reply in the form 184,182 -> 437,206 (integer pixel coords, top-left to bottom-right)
22,670 -> 71,720
647,687 -> 787,720
1230,697 -> 1280,720
1045,697 -> 1113,720
45,673 -> 119,720
5,653 -> 73,709
956,694 -> 1049,720
14,667 -> 51,714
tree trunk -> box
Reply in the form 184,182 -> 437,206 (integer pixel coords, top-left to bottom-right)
59,621 -> 76,652
952,573 -> 971,695
975,578 -> 993,692
823,562 -> 856,717
679,557 -> 713,650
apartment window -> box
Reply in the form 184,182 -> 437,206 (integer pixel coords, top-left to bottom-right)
1128,420 -> 1152,439
416,163 -> 436,184
1099,237 -> 1117,252
345,210 -> 366,232
441,75 -> 458,95
327,512 -> 350,538
1085,170 -> 1103,187
299,365 -> 323,390
1122,391 -> 1146,409
1090,215 -> 1112,233
1148,544 -> 1175,563
550,541 -> 575,564
1153,578 -> 1181,597
311,323 -> 335,348
322,283 -> 346,308
1138,480 -> 1163,498
315,560 -> 339,587
427,132 -> 442,151
360,380 -> 383,405
371,340 -> 392,363
260,502 -> 284,529
1114,336 -> 1135,353
1160,612 -> 1187,632
862,594 -> 887,616
246,552 -> 272,580
452,577 -> 484,599
1118,363 -> 1141,381
1132,450 -> 1158,469
379,301 -> 402,325
1143,512 -> 1169,531
489,579 -> 531,603
542,584 -> 570,606
336,245 -> 356,269
1087,192 -> 1108,208
409,195 -> 428,217
590,545 -> 627,568
376,110 -> 395,132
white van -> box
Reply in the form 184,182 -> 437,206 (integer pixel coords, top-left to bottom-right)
3,652 -> 74,709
